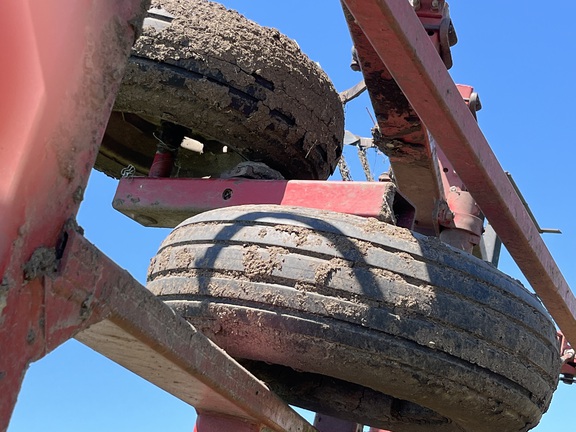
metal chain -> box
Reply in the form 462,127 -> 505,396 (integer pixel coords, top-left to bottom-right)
337,155 -> 352,181
357,147 -> 374,181
120,164 -> 136,178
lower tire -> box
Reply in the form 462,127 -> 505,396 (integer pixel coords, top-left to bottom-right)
147,205 -> 560,431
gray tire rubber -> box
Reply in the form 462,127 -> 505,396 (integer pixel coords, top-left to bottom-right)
147,205 -> 560,432
96,0 -> 344,180
238,360 -> 464,432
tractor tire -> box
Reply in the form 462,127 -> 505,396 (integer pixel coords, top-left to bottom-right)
96,0 -> 344,180
147,205 -> 560,432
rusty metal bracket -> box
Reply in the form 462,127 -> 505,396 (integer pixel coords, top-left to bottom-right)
411,0 -> 457,69
558,332 -> 576,385
344,4 -> 444,236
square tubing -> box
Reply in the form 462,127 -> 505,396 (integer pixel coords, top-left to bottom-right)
341,0 -> 576,344
0,0 -> 148,428
112,177 -> 413,228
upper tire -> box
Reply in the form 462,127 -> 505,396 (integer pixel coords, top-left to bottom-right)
147,205 -> 560,431
96,0 -> 344,180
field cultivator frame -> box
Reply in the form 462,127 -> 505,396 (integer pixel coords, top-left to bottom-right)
1,0 -> 574,431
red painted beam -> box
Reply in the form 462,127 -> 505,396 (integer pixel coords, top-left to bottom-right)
113,177 -> 408,228
341,0 -> 576,342
6,227 -> 318,432
0,0 -> 147,428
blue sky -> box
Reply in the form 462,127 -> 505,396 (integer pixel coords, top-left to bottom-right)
9,1 -> 576,431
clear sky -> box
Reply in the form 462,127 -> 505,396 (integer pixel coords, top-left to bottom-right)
8,1 -> 576,431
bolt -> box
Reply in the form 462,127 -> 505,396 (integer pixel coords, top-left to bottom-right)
409,0 -> 421,10
134,214 -> 158,226
222,188 -> 233,200
562,348 -> 576,362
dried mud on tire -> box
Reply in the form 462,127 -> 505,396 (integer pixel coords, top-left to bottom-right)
97,0 -> 344,180
148,205 -> 560,432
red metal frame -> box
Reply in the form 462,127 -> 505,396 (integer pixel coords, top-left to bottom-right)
0,0 -> 147,426
113,177 -> 414,228
346,8 -> 441,236
341,0 -> 576,345
2,0 -> 575,431
40,230 -> 316,432
195,413 -> 260,432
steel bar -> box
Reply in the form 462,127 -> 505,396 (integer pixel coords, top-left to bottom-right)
195,413 -> 261,432
59,231 -> 316,432
0,0 -> 148,428
345,10 -> 442,236
113,177 -> 408,228
341,0 -> 576,342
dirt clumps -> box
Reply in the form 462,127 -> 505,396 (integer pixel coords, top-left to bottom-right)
314,258 -> 352,286
242,245 -> 287,279
362,217 -> 417,243
99,0 -> 344,180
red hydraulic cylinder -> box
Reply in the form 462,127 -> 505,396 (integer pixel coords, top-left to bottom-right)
149,151 -> 176,178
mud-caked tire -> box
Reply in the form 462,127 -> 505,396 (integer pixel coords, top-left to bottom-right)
96,0 -> 344,180
147,205 -> 560,432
